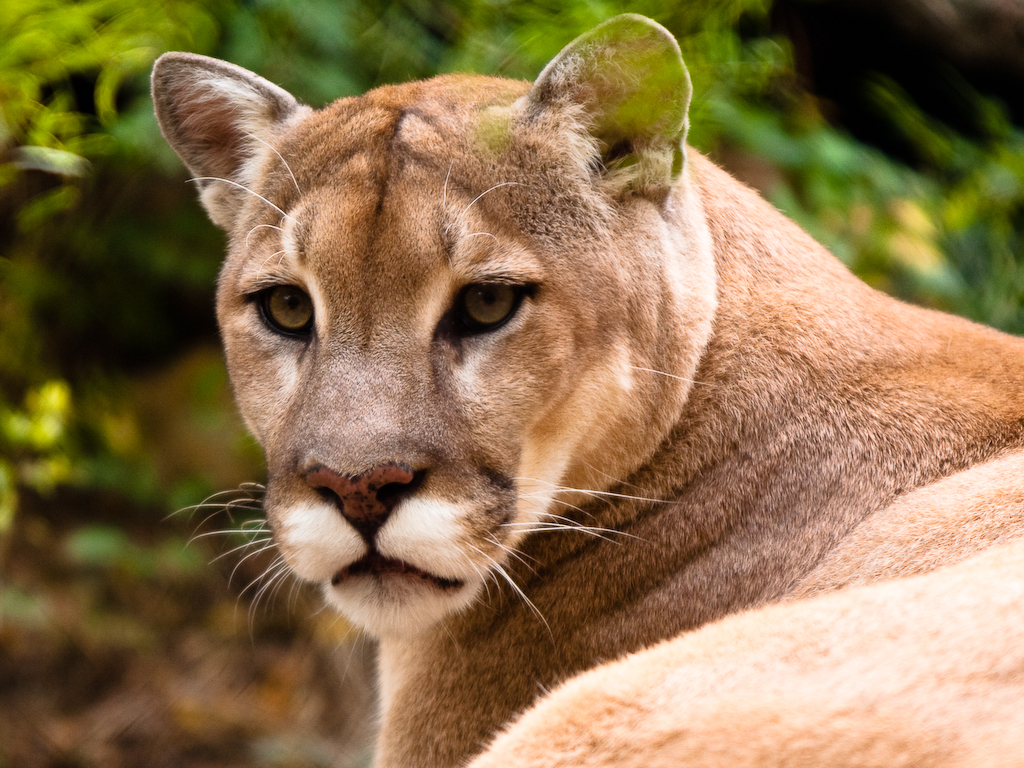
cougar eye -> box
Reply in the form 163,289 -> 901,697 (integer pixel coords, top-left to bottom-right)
459,283 -> 522,331
259,285 -> 314,335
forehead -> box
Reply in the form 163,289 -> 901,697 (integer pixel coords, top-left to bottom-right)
279,73 -> 531,192
287,157 -> 445,297
262,76 -> 537,275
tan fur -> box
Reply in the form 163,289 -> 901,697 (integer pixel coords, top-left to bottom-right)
152,15 -> 1024,768
469,539 -> 1024,768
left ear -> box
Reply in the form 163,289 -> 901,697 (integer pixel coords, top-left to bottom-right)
527,14 -> 691,194
152,52 -> 307,230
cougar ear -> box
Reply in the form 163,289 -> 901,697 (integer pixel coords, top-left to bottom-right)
151,52 -> 306,230
527,14 -> 691,194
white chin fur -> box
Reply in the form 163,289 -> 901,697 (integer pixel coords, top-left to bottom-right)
324,575 -> 484,638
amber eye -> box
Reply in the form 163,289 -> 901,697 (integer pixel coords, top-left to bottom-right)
460,283 -> 520,331
259,285 -> 314,335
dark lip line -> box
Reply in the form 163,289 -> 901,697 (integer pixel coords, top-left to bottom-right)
331,550 -> 464,591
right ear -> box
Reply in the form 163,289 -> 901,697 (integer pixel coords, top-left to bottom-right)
151,52 -> 306,230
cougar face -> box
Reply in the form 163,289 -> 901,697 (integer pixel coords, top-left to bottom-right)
154,22 -> 712,638
206,89 -> 704,637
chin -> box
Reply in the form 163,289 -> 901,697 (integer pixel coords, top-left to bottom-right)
324,573 -> 484,638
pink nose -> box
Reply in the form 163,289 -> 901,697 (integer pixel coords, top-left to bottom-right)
306,463 -> 416,541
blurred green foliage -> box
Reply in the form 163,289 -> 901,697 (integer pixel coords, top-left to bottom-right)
0,0 -> 223,530
1,0 -> 1023,532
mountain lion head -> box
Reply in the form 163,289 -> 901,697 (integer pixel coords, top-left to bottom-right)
153,16 -> 716,638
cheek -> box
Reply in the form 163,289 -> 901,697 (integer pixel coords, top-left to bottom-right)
450,324 -> 571,462
222,329 -> 303,445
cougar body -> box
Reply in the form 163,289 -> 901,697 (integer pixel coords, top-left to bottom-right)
153,16 -> 1024,767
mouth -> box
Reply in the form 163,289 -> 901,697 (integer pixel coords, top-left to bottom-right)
331,551 -> 464,591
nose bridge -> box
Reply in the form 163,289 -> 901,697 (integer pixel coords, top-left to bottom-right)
294,342 -> 442,474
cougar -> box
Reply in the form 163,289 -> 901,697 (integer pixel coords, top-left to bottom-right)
152,15 -> 1024,767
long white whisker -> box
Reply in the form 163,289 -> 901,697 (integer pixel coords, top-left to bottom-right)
485,532 -> 537,573
286,575 -> 306,613
191,525 -> 268,545
494,562 -> 551,638
266,562 -> 296,606
461,181 -> 522,218
245,223 -> 285,248
537,498 -> 594,518
503,521 -> 638,543
168,487 -> 263,522
210,535 -> 274,565
247,559 -> 293,632
516,478 -> 676,506
176,505 -> 262,534
190,517 -> 268,538
468,543 -> 550,638
255,249 -> 288,280
244,131 -> 302,196
240,554 -> 288,603
176,500 -> 263,517
228,539 -> 280,585
188,176 -> 295,222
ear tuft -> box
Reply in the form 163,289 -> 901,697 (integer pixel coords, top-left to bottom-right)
152,53 -> 304,229
528,14 -> 691,194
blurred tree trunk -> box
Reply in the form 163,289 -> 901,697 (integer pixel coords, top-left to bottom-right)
773,0 -> 1024,165
852,0 -> 1024,77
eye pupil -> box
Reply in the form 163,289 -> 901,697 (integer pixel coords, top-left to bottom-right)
462,283 -> 518,329
262,285 -> 314,334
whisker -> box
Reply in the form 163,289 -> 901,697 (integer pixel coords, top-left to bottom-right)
244,131 -> 302,196
188,176 -> 295,223
210,535 -> 274,565
286,575 -> 307,613
247,558 -> 293,632
257,249 -> 287,276
467,543 -> 550,638
240,554 -> 288,604
191,525 -> 268,546
175,500 -> 263,518
266,562 -> 297,607
533,497 -> 595,519
629,365 -> 707,386
167,487 -> 263,522
502,520 -> 637,544
579,461 -> 645,492
485,532 -> 538,574
516,478 -> 677,506
227,539 -> 280,586
460,181 -> 523,220
246,223 -> 285,248
189,516 -> 268,536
